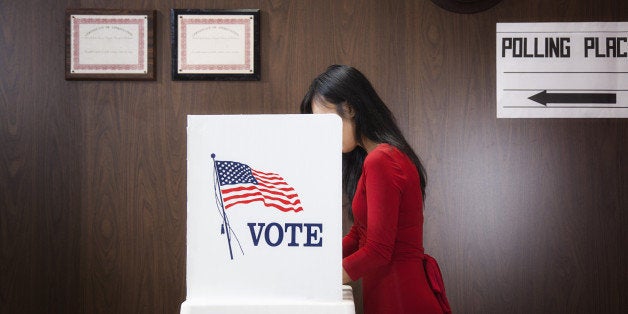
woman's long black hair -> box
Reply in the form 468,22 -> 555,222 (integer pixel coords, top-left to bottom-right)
300,65 -> 427,210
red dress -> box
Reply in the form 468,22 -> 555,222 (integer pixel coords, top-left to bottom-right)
343,144 -> 443,314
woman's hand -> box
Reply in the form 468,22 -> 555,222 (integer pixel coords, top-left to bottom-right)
342,267 -> 352,284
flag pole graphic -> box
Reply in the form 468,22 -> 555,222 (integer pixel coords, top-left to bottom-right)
212,153 -> 234,260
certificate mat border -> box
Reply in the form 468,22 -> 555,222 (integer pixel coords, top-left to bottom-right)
170,9 -> 261,81
65,9 -> 156,81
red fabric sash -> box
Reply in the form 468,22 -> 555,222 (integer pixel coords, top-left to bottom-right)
423,254 -> 452,314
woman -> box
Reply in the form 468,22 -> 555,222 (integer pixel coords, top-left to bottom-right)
301,65 -> 445,314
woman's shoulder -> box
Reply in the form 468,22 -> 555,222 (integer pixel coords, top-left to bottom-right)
362,144 -> 418,188
363,143 -> 407,168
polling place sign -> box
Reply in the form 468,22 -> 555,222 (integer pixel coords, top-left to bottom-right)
182,115 -> 347,313
497,22 -> 628,118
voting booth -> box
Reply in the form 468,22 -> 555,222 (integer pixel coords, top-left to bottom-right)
182,115 -> 355,314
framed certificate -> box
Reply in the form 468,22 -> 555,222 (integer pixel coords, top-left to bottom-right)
171,9 -> 260,81
65,9 -> 155,80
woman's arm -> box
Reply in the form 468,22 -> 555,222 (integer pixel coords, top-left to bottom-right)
342,224 -> 360,258
342,150 -> 404,281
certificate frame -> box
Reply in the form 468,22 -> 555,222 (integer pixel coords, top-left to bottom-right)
171,9 -> 260,81
65,9 -> 156,81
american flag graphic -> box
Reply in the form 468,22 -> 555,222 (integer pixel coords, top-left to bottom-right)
214,160 -> 303,212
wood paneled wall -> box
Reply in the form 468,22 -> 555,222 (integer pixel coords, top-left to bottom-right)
1,0 -> 626,313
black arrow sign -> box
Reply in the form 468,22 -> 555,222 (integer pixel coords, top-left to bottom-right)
528,90 -> 617,106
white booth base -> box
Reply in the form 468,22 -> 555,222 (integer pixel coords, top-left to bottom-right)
180,285 -> 355,314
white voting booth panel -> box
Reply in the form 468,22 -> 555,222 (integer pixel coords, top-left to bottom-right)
183,115 -> 354,314
180,286 -> 355,314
